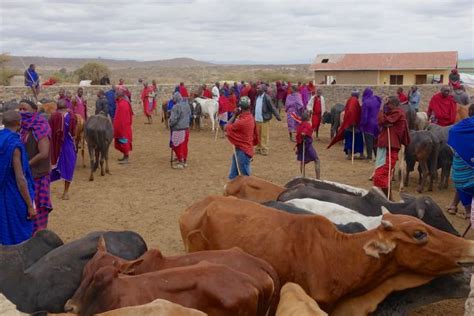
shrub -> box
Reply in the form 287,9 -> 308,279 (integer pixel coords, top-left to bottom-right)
74,62 -> 110,85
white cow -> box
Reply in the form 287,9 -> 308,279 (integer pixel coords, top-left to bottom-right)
415,111 -> 429,130
286,198 -> 384,230
192,97 -> 218,131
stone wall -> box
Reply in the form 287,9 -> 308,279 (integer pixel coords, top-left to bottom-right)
1,84 -> 472,114
0,84 -> 203,114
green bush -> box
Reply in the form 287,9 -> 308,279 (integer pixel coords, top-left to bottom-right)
0,54 -> 19,86
74,62 -> 110,85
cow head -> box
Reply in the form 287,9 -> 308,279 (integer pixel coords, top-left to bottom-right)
64,236 -> 142,313
415,196 -> 459,236
364,214 -> 474,275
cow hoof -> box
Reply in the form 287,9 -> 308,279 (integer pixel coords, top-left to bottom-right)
416,187 -> 422,193
89,177 -> 94,181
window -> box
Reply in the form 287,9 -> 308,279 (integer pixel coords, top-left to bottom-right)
427,74 -> 443,84
389,75 -> 403,85
415,75 -> 427,85
321,59 -> 329,63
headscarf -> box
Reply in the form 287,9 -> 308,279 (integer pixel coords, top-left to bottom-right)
20,112 -> 51,143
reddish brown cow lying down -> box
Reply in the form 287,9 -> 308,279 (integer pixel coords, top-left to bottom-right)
65,238 -> 278,316
224,175 -> 284,202
179,196 -> 474,315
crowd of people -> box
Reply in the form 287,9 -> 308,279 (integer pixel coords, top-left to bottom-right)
2,67 -> 473,246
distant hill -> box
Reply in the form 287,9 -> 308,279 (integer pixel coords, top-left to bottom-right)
5,56 -> 215,71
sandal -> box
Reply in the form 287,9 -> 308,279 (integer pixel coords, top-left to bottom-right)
446,206 -> 458,215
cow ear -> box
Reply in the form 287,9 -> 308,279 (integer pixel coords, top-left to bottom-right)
415,198 -> 427,219
97,236 -> 107,252
119,258 -> 144,275
363,240 -> 396,258
381,220 -> 394,230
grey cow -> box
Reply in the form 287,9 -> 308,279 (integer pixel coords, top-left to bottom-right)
85,114 -> 113,181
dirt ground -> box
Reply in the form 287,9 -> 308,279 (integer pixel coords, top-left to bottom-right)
48,112 -> 470,315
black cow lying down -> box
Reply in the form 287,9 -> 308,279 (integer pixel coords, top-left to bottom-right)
285,177 -> 367,196
2,231 -> 147,314
0,230 -> 64,289
278,184 -> 459,236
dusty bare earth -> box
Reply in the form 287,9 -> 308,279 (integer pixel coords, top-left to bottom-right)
48,112 -> 470,316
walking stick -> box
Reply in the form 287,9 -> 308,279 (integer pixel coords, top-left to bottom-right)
233,146 -> 241,176
214,113 -> 220,141
351,126 -> 355,165
301,136 -> 306,177
462,223 -> 472,238
387,126 -> 392,200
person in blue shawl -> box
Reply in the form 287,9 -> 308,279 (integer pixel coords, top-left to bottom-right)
24,64 -> 40,97
105,86 -> 117,119
0,111 -> 36,245
448,104 -> 474,220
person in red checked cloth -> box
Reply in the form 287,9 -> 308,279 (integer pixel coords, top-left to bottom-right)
373,96 -> 410,199
225,96 -> 258,179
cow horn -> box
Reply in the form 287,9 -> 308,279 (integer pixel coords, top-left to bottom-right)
381,206 -> 391,215
381,220 -> 393,229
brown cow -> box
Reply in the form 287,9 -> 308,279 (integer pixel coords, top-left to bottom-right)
223,176 -> 284,203
65,238 -> 278,316
72,262 -> 264,316
456,104 -> 469,122
180,196 -> 474,313
276,283 -> 327,316
75,114 -> 86,168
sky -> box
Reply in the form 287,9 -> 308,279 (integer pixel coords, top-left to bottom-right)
0,0 -> 473,64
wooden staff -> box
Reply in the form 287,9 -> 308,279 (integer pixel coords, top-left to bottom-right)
351,126 -> 355,165
387,126 -> 392,200
301,136 -> 306,177
233,146 -> 241,175
462,223 -> 471,238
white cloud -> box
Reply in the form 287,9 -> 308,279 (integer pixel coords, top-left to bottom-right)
0,0 -> 472,63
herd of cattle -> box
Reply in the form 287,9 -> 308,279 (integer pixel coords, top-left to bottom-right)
1,175 -> 473,315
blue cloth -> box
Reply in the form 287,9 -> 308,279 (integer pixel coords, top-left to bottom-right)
0,129 -> 34,245
105,89 -> 116,118
409,91 -> 421,111
344,129 -> 364,154
167,99 -> 175,111
229,148 -> 251,179
457,189 -> 473,207
255,94 -> 264,122
24,68 -> 39,87
448,117 -> 474,168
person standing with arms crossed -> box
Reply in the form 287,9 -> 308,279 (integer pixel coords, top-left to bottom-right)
253,84 -> 281,156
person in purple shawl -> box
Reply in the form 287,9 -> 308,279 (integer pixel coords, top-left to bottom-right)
299,83 -> 310,106
360,88 -> 382,160
19,99 -> 52,233
49,99 -> 77,200
285,85 -> 305,142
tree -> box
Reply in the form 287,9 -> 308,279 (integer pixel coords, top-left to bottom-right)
74,62 -> 110,85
